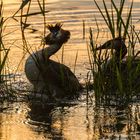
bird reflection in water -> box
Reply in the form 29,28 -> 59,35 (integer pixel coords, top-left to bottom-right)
28,101 -> 73,140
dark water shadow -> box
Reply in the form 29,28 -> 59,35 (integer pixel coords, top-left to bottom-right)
93,97 -> 140,139
27,96 -> 80,140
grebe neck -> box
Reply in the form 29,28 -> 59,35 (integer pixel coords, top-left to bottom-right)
44,43 -> 63,59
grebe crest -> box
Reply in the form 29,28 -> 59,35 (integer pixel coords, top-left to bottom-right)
45,23 -> 70,45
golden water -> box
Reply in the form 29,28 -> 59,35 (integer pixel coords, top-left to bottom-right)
0,0 -> 140,140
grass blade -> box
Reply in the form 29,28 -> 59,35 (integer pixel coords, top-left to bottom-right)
94,0 -> 109,28
0,49 -> 10,74
102,0 -> 115,38
13,0 -> 31,17
123,0 -> 133,39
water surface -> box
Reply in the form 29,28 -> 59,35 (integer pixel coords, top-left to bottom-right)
0,0 -> 140,139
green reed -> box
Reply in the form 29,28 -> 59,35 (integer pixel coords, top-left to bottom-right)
19,0 -> 47,59
0,0 -> 45,100
0,1 -> 10,83
89,0 -> 140,104
0,0 -> 18,101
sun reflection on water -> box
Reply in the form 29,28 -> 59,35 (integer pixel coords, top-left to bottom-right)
0,0 -> 140,139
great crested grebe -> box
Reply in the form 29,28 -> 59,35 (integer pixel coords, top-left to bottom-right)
96,37 -> 127,61
96,37 -> 127,71
95,37 -> 140,92
25,23 -> 82,99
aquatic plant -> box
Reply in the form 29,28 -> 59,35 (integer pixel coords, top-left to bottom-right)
0,1 -> 10,83
0,0 -> 19,101
89,0 -> 140,104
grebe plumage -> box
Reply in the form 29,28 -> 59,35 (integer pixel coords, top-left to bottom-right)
25,23 -> 82,99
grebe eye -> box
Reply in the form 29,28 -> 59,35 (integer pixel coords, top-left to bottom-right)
52,31 -> 58,36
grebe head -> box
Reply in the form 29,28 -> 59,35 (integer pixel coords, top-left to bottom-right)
96,37 -> 127,60
45,23 -> 70,45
